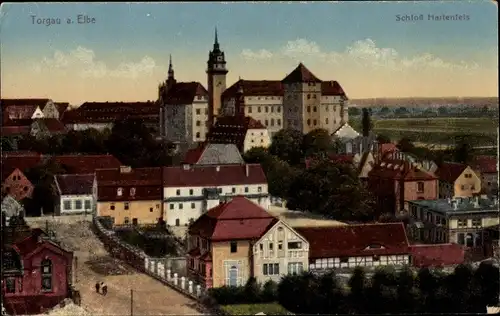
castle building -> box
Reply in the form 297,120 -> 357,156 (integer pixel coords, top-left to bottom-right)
159,28 -> 350,145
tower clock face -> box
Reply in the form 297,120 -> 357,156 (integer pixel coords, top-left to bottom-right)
217,56 -> 223,61
217,81 -> 222,87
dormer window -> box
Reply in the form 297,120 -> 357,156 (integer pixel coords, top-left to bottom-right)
117,188 -> 123,197
365,244 -> 384,250
130,188 -> 136,196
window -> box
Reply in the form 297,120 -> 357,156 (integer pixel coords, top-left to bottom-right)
84,200 -> 91,209
230,241 -> 238,253
288,242 -> 302,249
307,119 -> 311,126
417,182 -> 424,193
471,185 -> 475,190
271,119 -> 275,126
269,243 -> 274,250
196,132 -> 201,138
277,119 -> 281,126
313,119 -> 317,126
257,186 -> 262,193
270,106 -> 274,113
457,233 -> 465,245
325,105 -> 329,111
373,255 -> 380,262
265,106 -> 269,113
313,106 -> 317,112
124,203 -> 129,210
232,187 -> 236,193
175,219 -> 180,226
258,106 -> 261,113
41,259 -> 52,291
191,203 -> 195,209
74,200 -> 82,210
259,243 -> 263,251
263,263 -> 280,275
169,204 -> 174,210
458,219 -> 467,227
461,185 -> 466,190
63,200 -> 71,210
325,118 -> 329,124
265,120 -> 269,126
307,94 -> 311,99
472,219 -> 481,227
176,189 -> 181,196
277,106 -> 281,113
340,258 -> 349,263
307,106 -> 311,112
248,107 -> 252,113
149,207 -> 153,212
117,188 -> 123,196
130,188 -> 136,196
179,203 -> 183,210
278,242 -> 283,250
6,278 -> 15,293
288,262 -> 303,275
110,204 -> 115,210
196,120 -> 201,126
124,217 -> 130,224
244,187 -> 249,193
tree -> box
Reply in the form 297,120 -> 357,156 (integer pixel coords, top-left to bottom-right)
261,279 -> 278,302
365,267 -> 398,313
361,108 -> 372,137
376,133 -> 392,144
379,106 -> 390,116
437,106 -> 449,116
269,129 -> 304,166
348,107 -> 361,116
287,158 -> 376,221
394,107 -> 409,116
243,277 -> 261,303
302,128 -> 334,156
474,262 -> 500,308
452,135 -> 474,164
347,267 -> 367,313
396,137 -> 416,153
1,137 -> 14,151
396,266 -> 418,313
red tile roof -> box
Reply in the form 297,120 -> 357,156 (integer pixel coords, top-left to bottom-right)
2,105 -> 37,120
435,162 -> 468,183
163,164 -> 267,187
62,101 -> 160,124
189,196 -> 278,241
282,63 -> 322,83
409,243 -> 465,267
1,99 -> 50,107
54,102 -> 69,116
96,167 -> 162,201
11,228 -> 48,257
379,143 -> 398,157
164,82 -> 208,105
1,126 -> 31,136
49,154 -> 122,174
1,153 -> 43,181
55,174 -> 94,195
369,159 -> 437,181
221,79 -> 347,100
34,118 -> 66,133
207,116 -> 266,151
183,143 -> 207,165
2,118 -> 33,127
472,155 -> 497,174
295,223 -> 410,259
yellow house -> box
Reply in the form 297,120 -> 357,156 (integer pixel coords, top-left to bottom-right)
436,162 -> 481,198
95,166 -> 163,226
186,196 -> 278,288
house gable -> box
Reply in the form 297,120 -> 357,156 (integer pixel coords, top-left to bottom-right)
253,219 -> 309,253
31,106 -> 45,119
2,169 -> 34,201
42,101 -> 59,119
24,240 -> 72,260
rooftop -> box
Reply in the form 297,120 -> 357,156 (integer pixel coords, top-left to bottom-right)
407,196 -> 499,214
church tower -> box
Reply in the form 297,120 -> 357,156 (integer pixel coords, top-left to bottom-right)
206,28 -> 228,128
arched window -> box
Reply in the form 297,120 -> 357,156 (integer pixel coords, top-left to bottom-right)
117,188 -> 123,197
41,259 -> 52,291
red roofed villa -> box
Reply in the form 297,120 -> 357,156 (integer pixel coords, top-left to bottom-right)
435,162 -> 481,198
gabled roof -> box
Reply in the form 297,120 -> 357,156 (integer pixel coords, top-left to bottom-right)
188,196 -> 278,241
295,223 -> 410,259
472,155 -> 497,174
183,143 -> 244,165
2,118 -> 33,127
96,167 -> 162,201
33,118 -> 66,133
435,162 -> 468,183
163,164 -> 267,187
409,243 -> 464,267
1,98 -> 50,107
369,159 -> 438,181
11,228 -> 72,259
62,101 -> 160,124
49,154 -> 122,174
165,82 -> 208,105
55,174 -> 94,195
55,102 -> 69,116
282,63 -> 322,83
321,81 -> 347,97
1,126 -> 31,136
206,116 -> 266,151
332,123 -> 361,139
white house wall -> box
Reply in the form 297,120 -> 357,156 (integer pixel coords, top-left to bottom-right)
31,107 -> 45,119
60,194 -> 94,215
309,254 -> 410,270
244,128 -> 271,152
163,184 -> 270,226
253,221 -> 310,284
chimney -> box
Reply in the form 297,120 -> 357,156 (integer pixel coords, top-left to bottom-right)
447,197 -> 451,204
245,164 -> 249,177
451,200 -> 458,210
120,166 -> 132,173
473,196 -> 480,208
215,166 -> 220,172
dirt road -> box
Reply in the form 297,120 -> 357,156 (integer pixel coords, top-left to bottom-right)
27,217 -> 203,315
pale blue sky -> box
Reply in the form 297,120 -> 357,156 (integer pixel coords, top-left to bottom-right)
0,2 -> 497,104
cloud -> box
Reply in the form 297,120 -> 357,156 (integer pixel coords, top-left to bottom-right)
242,38 -> 479,70
33,46 -> 157,79
241,48 -> 273,60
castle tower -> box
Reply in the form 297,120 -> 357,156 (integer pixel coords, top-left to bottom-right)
206,27 -> 228,128
167,54 -> 176,90
235,78 -> 245,117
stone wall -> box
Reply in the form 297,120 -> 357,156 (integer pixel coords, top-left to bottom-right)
92,216 -> 206,301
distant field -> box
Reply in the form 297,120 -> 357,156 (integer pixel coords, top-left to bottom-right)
349,117 -> 498,146
221,303 -> 291,315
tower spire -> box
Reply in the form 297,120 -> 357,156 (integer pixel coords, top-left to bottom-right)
168,54 -> 174,79
214,27 -> 219,50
